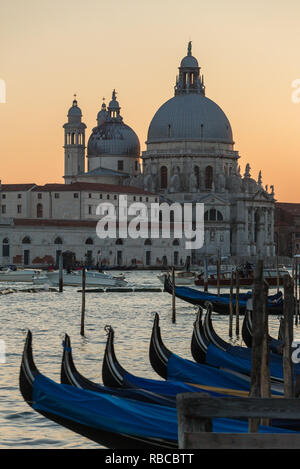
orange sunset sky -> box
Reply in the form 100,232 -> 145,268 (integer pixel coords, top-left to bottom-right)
0,0 -> 300,202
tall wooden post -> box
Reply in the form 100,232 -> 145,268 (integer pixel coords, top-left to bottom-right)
260,280 -> 271,426
229,271 -> 234,339
249,260 -> 264,432
217,257 -> 220,297
58,253 -> 63,293
283,274 -> 294,398
80,268 -> 86,337
235,270 -> 240,338
204,257 -> 208,292
276,255 -> 280,294
295,262 -> 298,326
172,267 -> 176,324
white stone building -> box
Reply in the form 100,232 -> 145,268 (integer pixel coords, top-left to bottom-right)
0,43 -> 275,268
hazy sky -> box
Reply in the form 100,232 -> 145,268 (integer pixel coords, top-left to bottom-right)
1,0 -> 300,202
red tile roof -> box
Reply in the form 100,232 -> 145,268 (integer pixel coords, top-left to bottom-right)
14,219 -> 98,228
1,184 -> 36,192
32,182 -> 155,196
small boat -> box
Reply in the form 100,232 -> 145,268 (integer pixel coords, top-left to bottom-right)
149,313 -> 255,392
61,333 -> 175,407
242,310 -> 284,354
101,325 -> 236,398
33,270 -> 127,287
0,267 -> 41,282
20,331 -> 286,447
194,307 -> 300,384
19,330 -> 178,449
157,271 -> 196,286
195,265 -> 290,287
163,275 -> 284,315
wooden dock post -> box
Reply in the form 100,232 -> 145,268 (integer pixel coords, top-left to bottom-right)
58,253 -> 63,293
295,262 -> 298,326
235,270 -> 240,338
283,274 -> 294,397
172,267 -> 176,324
276,255 -> 280,294
229,270 -> 234,339
249,259 -> 269,432
204,257 -> 208,292
217,257 -> 220,297
260,279 -> 271,426
80,268 -> 86,337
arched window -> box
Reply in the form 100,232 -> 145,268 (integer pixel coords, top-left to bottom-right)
160,166 -> 168,189
22,236 -> 31,244
116,238 -> 123,245
85,237 -> 94,245
144,239 -> 152,246
204,209 -> 223,222
54,237 -> 63,244
194,166 -> 200,189
217,211 -> 223,221
36,203 -> 43,218
173,239 -> 180,246
2,238 -> 9,257
205,166 -> 213,189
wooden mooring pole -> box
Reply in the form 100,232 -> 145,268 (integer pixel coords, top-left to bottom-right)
204,257 -> 208,292
58,253 -> 63,293
295,262 -> 298,326
249,260 -> 270,431
235,270 -> 240,338
283,274 -> 294,397
172,267 -> 176,324
229,270 -> 234,339
217,257 -> 220,297
80,268 -> 86,336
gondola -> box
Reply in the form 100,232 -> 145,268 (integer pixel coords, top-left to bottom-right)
199,307 -> 300,384
164,276 -> 283,315
103,322 -> 255,398
61,333 -> 176,407
19,330 -> 178,449
101,324 -> 230,397
242,310 -> 283,354
148,313 -> 261,393
20,331 -> 292,444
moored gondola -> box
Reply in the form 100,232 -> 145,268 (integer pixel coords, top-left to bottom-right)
241,310 -> 284,354
19,330 -> 179,449
164,275 -> 283,315
190,307 -> 209,364
61,333 -> 176,407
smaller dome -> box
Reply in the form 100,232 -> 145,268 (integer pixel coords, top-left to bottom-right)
180,55 -> 199,68
68,99 -> 82,117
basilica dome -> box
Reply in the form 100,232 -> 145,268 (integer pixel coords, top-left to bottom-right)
147,93 -> 233,144
147,42 -> 233,145
87,90 -> 140,157
87,121 -> 140,157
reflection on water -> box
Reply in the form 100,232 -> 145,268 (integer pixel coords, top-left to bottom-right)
0,270 -> 299,448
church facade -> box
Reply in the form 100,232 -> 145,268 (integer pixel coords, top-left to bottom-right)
0,44 -> 275,268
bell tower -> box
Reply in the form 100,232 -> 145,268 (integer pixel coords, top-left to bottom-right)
63,96 -> 87,184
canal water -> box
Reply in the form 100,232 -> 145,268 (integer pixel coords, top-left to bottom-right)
0,270 -> 298,448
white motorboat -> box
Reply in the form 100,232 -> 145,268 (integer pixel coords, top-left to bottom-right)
33,270 -> 127,287
157,271 -> 196,286
0,267 -> 41,283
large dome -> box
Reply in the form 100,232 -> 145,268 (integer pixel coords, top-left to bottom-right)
87,121 -> 140,157
147,93 -> 233,144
